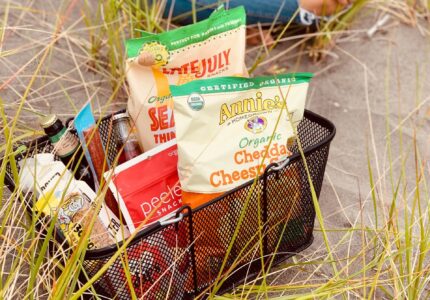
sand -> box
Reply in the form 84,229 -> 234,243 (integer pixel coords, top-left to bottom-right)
257,11 -> 430,290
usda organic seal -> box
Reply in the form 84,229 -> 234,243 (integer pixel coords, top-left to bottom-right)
187,93 -> 205,111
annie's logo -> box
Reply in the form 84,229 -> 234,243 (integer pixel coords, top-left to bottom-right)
219,92 -> 286,125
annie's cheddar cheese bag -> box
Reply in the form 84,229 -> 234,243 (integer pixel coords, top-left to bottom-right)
126,6 -> 246,151
171,73 -> 312,206
105,139 -> 182,233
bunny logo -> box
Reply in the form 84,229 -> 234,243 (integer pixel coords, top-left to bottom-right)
245,116 -> 267,134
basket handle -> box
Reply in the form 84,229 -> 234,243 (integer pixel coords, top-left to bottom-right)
159,213 -> 184,226
271,158 -> 291,171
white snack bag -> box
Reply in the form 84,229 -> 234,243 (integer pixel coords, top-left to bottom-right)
126,6 -> 247,151
170,73 -> 313,197
19,153 -> 129,248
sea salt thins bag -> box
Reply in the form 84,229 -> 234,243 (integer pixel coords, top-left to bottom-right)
171,73 -> 313,208
126,6 -> 247,151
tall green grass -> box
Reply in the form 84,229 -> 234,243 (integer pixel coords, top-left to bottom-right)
1,0 -> 429,299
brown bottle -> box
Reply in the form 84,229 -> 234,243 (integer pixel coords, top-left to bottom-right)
40,114 -> 95,189
112,112 -> 143,164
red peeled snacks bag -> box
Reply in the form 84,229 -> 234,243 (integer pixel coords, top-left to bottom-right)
106,139 -> 182,233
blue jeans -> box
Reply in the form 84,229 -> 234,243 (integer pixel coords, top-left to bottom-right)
165,0 -> 303,25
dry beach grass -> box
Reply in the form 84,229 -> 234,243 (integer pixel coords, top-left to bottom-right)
1,0 -> 430,299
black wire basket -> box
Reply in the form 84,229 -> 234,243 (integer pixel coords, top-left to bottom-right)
4,109 -> 335,299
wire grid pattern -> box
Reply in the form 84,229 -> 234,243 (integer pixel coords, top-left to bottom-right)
83,224 -> 192,299
97,114 -> 121,166
192,181 -> 265,293
4,110 -> 335,298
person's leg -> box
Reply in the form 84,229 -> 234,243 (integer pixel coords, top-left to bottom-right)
164,0 -> 351,25
164,0 -> 300,25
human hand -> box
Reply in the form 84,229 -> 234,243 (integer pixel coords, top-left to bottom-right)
299,0 -> 353,16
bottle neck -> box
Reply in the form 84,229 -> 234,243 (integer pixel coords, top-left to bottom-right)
48,126 -> 67,144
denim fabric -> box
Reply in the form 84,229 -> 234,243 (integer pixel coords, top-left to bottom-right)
164,0 -> 302,25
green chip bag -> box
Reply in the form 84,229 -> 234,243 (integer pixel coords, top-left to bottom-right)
126,6 -> 247,151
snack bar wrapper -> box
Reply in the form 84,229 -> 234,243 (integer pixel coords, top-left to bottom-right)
74,101 -> 122,218
105,139 -> 182,233
19,154 -> 129,249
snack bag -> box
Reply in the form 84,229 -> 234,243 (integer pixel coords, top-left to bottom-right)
126,6 -> 247,151
170,73 -> 312,207
106,139 -> 182,233
19,154 -> 129,249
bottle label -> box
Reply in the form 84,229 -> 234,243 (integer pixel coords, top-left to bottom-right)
49,127 -> 80,158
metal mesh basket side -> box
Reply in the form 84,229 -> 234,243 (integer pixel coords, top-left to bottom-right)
265,143 -> 330,261
190,179 -> 265,293
82,219 -> 193,300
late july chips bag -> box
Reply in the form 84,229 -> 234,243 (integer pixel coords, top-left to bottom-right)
170,73 -> 312,207
126,6 -> 246,151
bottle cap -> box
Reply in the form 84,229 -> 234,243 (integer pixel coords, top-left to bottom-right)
40,114 -> 58,128
112,112 -> 129,122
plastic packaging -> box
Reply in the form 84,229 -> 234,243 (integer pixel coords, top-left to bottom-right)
74,101 -> 120,217
105,139 -> 182,233
126,6 -> 247,151
19,153 -> 129,249
170,73 -> 312,208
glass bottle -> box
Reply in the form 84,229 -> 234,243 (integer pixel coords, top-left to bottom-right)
112,112 -> 143,164
40,114 -> 95,189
